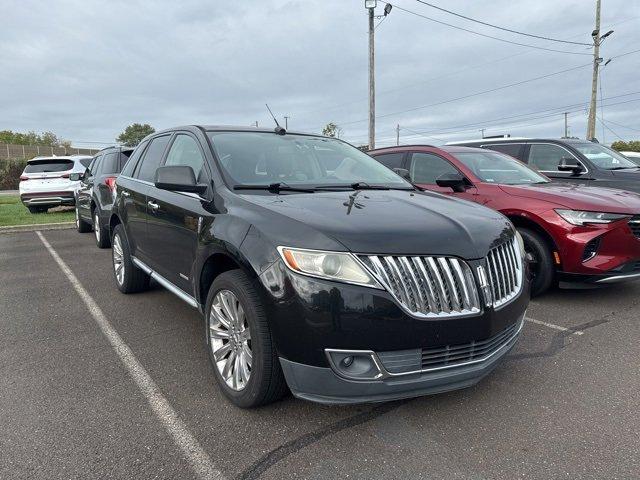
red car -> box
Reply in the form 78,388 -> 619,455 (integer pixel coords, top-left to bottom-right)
370,145 -> 640,296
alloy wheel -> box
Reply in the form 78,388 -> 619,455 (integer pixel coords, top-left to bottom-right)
112,234 -> 125,285
209,290 -> 252,391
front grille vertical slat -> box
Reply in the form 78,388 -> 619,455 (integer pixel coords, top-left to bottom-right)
437,257 -> 462,311
449,258 -> 472,310
499,245 -> 512,293
505,241 -> 519,289
383,257 -> 413,309
426,257 -> 451,313
399,256 -> 425,313
412,257 -> 440,312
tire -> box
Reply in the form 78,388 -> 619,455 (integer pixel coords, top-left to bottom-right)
93,208 -> 111,249
111,224 -> 149,293
517,227 -> 554,297
28,206 -> 47,214
75,205 -> 92,232
205,270 -> 288,408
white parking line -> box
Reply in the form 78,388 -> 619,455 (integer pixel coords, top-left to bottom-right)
525,316 -> 584,336
36,231 -> 224,480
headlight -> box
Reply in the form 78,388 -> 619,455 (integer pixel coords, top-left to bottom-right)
277,247 -> 382,288
555,209 -> 630,226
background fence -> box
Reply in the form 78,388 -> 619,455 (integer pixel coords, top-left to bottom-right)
0,143 -> 101,161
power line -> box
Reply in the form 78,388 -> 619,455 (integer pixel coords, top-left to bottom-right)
384,2 -> 592,56
385,97 -> 640,141
337,61 -> 592,127
597,116 -> 625,141
413,1 -> 593,46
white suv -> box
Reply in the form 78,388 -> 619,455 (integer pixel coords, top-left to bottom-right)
19,155 -> 92,213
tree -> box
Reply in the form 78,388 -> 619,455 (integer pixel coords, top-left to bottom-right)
611,140 -> 640,152
116,123 -> 155,147
0,130 -> 67,146
322,122 -> 343,138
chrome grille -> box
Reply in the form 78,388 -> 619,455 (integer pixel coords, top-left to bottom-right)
358,254 -> 481,318
629,217 -> 640,239
485,237 -> 523,308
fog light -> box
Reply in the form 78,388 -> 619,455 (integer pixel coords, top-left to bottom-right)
582,237 -> 601,262
326,349 -> 384,380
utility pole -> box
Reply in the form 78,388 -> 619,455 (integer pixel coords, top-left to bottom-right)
586,0 -> 601,141
396,124 -> 400,146
563,112 -> 569,138
367,3 -> 375,150
284,116 -> 289,129
480,128 -> 486,139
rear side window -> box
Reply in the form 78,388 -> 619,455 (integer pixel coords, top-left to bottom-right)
121,141 -> 149,177
164,134 -> 206,181
24,159 -> 74,173
527,144 -> 577,171
410,153 -> 459,183
119,150 -> 133,170
135,135 -> 171,182
101,152 -> 120,174
483,144 -> 523,159
79,158 -> 92,168
374,153 -> 405,169
88,155 -> 102,175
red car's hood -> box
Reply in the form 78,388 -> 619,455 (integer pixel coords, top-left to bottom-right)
498,183 -> 640,213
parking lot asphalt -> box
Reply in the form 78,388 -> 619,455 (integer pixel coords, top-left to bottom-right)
1,229 -> 639,480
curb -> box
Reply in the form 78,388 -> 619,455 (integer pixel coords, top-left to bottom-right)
0,222 -> 75,234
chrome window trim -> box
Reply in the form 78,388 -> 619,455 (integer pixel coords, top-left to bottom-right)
526,142 -> 589,176
118,175 -> 207,200
131,256 -> 198,308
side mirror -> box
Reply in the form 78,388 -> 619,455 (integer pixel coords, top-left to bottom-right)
557,157 -> 584,175
392,167 -> 411,181
436,172 -> 468,193
69,172 -> 82,181
155,166 -> 207,194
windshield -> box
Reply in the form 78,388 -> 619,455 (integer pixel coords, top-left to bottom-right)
573,143 -> 637,170
453,151 -> 549,185
207,132 -> 412,189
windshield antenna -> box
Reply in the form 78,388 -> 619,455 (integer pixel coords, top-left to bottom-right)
265,104 -> 286,135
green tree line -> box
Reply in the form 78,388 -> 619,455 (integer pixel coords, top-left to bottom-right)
611,140 -> 640,152
0,130 -> 71,148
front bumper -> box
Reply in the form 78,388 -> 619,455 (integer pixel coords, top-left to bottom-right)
280,315 -> 524,404
258,259 -> 529,404
558,260 -> 640,287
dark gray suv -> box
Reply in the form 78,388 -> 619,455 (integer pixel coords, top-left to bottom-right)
450,138 -> 640,194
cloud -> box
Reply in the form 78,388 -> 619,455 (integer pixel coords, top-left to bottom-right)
0,0 -> 638,147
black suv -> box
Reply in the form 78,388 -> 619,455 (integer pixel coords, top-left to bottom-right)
76,146 -> 133,247
451,138 -> 640,193
109,126 -> 529,407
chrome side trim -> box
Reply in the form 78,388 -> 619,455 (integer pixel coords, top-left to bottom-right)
131,256 -> 198,308
595,273 -> 640,284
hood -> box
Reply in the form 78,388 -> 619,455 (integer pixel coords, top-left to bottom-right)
236,189 -> 512,259
499,183 -> 640,213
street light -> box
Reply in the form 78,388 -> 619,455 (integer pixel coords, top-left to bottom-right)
365,0 -> 376,8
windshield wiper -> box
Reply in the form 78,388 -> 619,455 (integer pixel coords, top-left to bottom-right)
315,182 -> 413,191
233,182 -> 315,193
608,166 -> 640,170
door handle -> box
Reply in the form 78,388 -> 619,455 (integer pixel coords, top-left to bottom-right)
121,191 -> 130,197
148,201 -> 160,211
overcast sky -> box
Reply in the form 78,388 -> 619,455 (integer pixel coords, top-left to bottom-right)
1,0 -> 638,148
